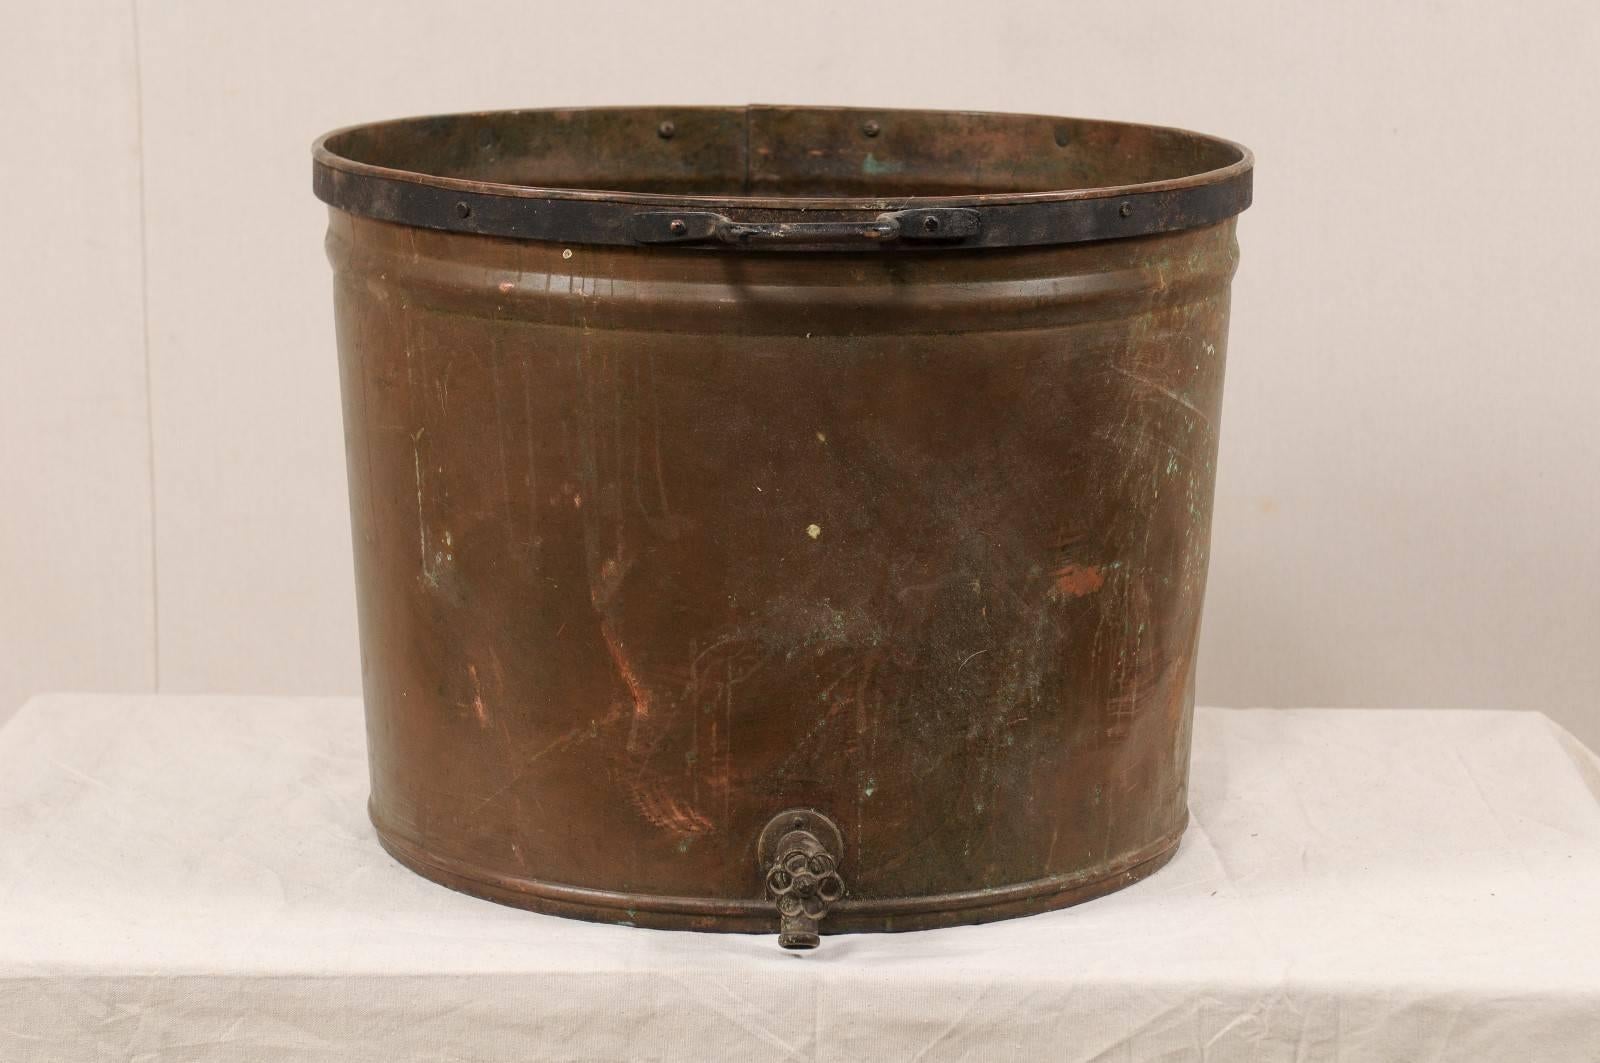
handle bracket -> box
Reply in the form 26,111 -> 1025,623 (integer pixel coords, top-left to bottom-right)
630,208 -> 980,247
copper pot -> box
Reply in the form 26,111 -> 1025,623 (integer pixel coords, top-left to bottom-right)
313,105 -> 1252,948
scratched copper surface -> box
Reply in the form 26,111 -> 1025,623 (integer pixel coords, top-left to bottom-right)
322,106 -> 1248,935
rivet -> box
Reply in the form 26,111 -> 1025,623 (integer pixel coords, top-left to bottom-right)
793,816 -> 805,829
923,215 -> 940,233
1119,201 -> 1133,218
454,202 -> 471,219
668,218 -> 687,236
862,120 -> 881,138
657,120 -> 676,139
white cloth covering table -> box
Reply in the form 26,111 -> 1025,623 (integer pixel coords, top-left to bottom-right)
2,694 -> 1598,1062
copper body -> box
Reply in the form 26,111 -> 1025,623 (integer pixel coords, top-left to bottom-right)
319,106 -> 1249,935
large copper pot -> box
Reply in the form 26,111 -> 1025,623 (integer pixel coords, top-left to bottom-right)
313,105 -> 1252,948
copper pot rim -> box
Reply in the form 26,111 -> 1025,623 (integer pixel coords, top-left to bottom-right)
312,104 -> 1252,250
314,103 -> 1251,210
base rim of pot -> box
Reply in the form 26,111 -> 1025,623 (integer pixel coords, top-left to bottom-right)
371,805 -> 1186,935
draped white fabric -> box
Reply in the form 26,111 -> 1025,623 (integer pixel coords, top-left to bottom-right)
3,695 -> 1597,1062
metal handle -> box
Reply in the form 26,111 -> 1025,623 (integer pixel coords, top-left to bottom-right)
720,217 -> 900,245
630,208 -> 980,247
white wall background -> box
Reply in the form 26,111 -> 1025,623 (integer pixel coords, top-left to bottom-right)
5,1 -> 1598,743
